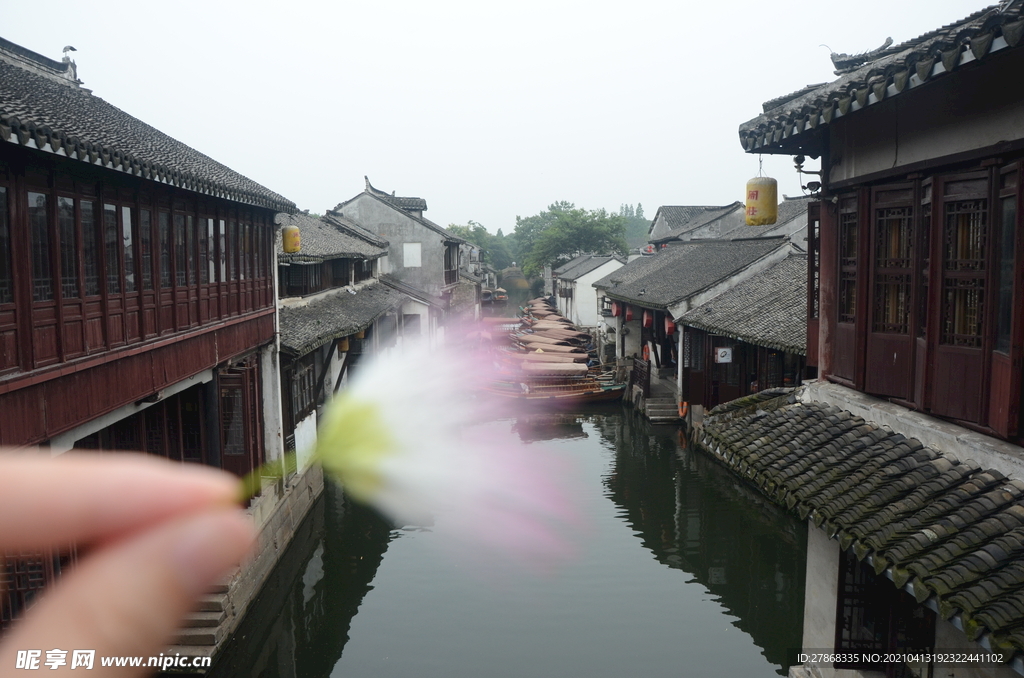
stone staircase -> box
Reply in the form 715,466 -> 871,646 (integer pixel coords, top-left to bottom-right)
172,581 -> 231,658
644,396 -> 680,424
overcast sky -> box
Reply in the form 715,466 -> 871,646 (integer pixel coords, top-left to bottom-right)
6,0 -> 987,233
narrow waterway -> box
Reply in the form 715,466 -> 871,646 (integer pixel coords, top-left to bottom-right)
209,410 -> 806,677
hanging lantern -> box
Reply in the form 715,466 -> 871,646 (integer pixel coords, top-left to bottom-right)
611,301 -> 621,317
337,337 -> 350,352
745,176 -> 778,226
642,310 -> 653,328
354,329 -> 366,340
664,316 -> 675,335
625,305 -> 634,322
282,224 -> 301,253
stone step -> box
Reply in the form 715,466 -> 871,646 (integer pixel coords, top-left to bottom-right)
181,611 -> 226,628
174,628 -> 218,647
195,594 -> 227,612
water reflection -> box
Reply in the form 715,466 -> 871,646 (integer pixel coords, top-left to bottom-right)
594,413 -> 805,672
210,410 -> 805,677
207,490 -> 394,677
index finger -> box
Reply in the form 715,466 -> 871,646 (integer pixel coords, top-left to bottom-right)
0,451 -> 241,551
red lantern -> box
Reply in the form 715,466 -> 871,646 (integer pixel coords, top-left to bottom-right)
625,305 -> 634,321
665,316 -> 675,335
642,310 -> 653,328
611,301 -> 620,317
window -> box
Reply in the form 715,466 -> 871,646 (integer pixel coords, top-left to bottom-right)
198,217 -> 210,285
941,194 -> 987,347
404,242 -> 422,267
403,313 -> 421,336
872,197 -> 913,334
158,212 -> 171,287
838,199 -> 858,324
0,188 -> 9,304
29,192 -> 53,302
139,209 -> 153,290
174,214 -> 186,287
186,215 -> 196,285
103,204 -> 120,294
122,206 -> 135,293
996,172 -> 1017,353
218,220 -> 226,283
82,201 -> 99,296
58,197 -> 79,298
332,259 -> 350,287
835,550 -> 934,675
917,185 -> 932,338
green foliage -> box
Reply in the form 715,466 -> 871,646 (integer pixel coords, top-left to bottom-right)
618,202 -> 651,249
447,220 -> 513,271
515,202 -> 628,278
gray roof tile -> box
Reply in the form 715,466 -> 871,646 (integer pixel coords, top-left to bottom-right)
0,39 -> 294,212
278,282 -> 405,355
698,391 -> 1024,654
594,237 -> 788,309
275,212 -> 386,263
738,4 -> 1024,154
681,254 -> 807,354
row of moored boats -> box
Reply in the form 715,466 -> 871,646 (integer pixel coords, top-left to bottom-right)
480,298 -> 626,404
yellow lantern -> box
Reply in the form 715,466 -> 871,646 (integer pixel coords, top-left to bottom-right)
282,224 -> 301,253
745,176 -> 778,226
354,330 -> 365,340
337,337 -> 350,352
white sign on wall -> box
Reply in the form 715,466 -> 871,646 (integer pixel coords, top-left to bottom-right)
714,347 -> 733,364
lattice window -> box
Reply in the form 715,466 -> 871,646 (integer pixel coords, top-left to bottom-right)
941,199 -> 987,347
917,201 -> 931,338
1,552 -> 58,630
174,214 -> 187,287
58,197 -> 79,299
159,212 -> 171,288
873,206 -> 913,333
82,201 -> 99,296
140,209 -> 153,290
838,200 -> 858,324
0,188 -> 11,304
122,207 -> 135,293
29,192 -> 53,302
103,204 -> 120,295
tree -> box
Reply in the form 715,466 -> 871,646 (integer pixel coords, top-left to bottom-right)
618,202 -> 651,248
516,203 -> 627,278
447,220 -> 512,270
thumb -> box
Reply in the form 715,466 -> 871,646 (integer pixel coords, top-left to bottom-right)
0,508 -> 253,677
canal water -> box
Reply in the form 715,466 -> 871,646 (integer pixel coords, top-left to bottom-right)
209,410 -> 807,677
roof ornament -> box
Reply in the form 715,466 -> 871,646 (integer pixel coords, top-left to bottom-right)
829,37 -> 894,74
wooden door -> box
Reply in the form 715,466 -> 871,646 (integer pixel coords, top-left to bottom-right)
929,173 -> 989,423
864,185 -> 916,400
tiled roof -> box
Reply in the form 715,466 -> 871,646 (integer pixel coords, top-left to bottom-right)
555,255 -> 623,281
593,237 -> 788,310
681,254 -> 807,354
332,186 -> 465,244
553,254 -> 591,276
699,390 -> 1024,656
379,274 -> 446,308
363,176 -> 428,213
650,204 -> 740,243
275,212 -> 386,263
0,38 -> 295,212
654,197 -> 812,244
739,4 -> 1024,154
278,282 -> 405,355
559,255 -> 623,281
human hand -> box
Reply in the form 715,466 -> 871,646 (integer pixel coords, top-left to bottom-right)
0,452 -> 254,676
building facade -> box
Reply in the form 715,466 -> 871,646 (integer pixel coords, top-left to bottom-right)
737,5 -> 1024,676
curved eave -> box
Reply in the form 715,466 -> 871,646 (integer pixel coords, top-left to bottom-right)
739,26 -> 1024,156
278,251 -> 385,265
0,116 -> 296,213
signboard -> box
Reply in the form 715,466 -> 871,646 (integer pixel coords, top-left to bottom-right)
714,347 -> 733,364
